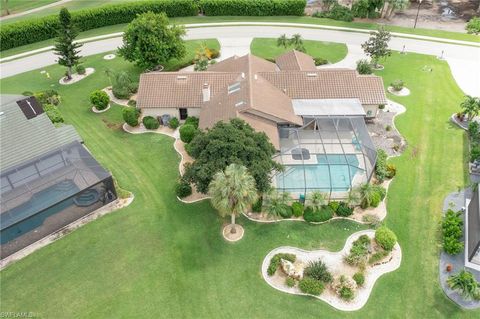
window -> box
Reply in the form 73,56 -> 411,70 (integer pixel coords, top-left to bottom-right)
179,108 -> 188,120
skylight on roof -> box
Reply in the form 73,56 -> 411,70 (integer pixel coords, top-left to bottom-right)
228,82 -> 241,94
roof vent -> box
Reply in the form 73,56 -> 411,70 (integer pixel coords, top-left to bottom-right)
202,83 -> 211,102
306,73 -> 318,77
176,75 -> 187,80
228,82 -> 241,94
241,72 -> 245,79
254,74 -> 258,80
235,101 -> 246,107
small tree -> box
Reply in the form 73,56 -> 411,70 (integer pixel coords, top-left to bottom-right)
461,95 -> 480,121
447,270 -> 480,300
277,34 -> 289,49
263,189 -> 291,218
54,8 -> 82,80
307,191 -> 327,211
361,27 -> 391,68
209,164 -> 258,234
118,12 -> 186,70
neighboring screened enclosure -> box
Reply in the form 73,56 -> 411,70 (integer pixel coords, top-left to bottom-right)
273,116 -> 377,200
0,141 -> 116,258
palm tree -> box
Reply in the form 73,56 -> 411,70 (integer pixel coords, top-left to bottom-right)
357,183 -> 376,209
263,189 -> 290,218
461,95 -> 480,121
209,164 -> 258,234
447,269 -> 480,300
289,34 -> 304,48
307,191 -> 327,211
277,34 -> 289,49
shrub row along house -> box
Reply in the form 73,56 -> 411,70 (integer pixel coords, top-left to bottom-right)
136,50 -> 387,199
466,188 -> 480,271
0,95 -> 116,259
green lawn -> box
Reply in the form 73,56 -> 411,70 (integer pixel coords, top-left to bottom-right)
0,47 -> 478,317
250,38 -> 347,64
0,0 -> 58,16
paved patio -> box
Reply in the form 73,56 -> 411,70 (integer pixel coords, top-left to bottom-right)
439,189 -> 480,309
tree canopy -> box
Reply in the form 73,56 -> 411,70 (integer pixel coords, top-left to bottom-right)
461,95 -> 480,121
184,118 -> 281,194
118,12 -> 186,70
361,27 -> 391,67
54,8 -> 82,79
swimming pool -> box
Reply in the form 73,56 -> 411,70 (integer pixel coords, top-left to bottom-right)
275,154 -> 363,192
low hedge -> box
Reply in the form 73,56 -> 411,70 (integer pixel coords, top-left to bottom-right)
199,0 -> 305,16
303,206 -> 334,223
43,104 -> 64,124
1,0 -> 198,51
291,202 -> 304,217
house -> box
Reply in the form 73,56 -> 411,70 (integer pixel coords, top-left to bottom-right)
466,188 -> 480,271
0,95 -> 116,259
136,51 -> 387,199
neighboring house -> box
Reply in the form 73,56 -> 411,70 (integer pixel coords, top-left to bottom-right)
136,51 -> 387,199
466,188 -> 480,271
0,95 -> 116,259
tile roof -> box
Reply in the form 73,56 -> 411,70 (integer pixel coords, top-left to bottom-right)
258,69 -> 387,105
275,50 -> 316,71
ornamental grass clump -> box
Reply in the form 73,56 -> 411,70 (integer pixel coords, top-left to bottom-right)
303,259 -> 332,283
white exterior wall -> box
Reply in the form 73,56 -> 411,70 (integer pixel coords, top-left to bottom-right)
140,107 -> 201,119
363,104 -> 378,118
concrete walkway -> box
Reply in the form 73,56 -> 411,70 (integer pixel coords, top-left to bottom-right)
1,23 -> 479,95
0,0 -> 72,21
439,189 -> 480,310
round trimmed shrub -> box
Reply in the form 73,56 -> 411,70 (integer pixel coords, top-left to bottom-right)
179,124 -> 197,143
169,117 -> 179,129
142,116 -> 160,129
184,116 -> 199,129
328,201 -> 340,213
175,179 -> 192,198
353,272 -> 365,287
291,202 -> 304,217
375,226 -> 397,251
122,106 -> 140,127
314,57 -> 328,66
336,202 -> 353,217
76,64 -> 86,75
370,192 -> 381,208
391,80 -> 404,91
279,204 -> 293,218
299,277 -> 324,296
90,90 -> 110,110
285,277 -> 295,288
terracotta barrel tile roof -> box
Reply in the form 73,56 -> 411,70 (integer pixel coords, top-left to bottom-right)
275,50 -> 316,71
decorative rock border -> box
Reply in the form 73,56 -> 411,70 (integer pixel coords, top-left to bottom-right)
223,224 -> 244,242
387,86 -> 410,96
0,192 -> 134,270
103,54 -> 116,60
262,230 -> 402,311
91,104 -> 111,113
59,68 -> 95,85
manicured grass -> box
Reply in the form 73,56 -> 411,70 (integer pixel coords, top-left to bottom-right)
0,0 -> 58,16
250,38 -> 347,64
0,50 -> 477,318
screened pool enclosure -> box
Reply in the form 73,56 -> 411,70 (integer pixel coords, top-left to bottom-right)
0,141 -> 116,258
273,116 -> 377,200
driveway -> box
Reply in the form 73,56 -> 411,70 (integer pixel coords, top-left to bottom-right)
1,24 -> 479,95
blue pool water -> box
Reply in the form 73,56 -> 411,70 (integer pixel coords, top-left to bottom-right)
276,154 -> 363,192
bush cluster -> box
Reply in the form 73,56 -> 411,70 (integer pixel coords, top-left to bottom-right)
43,104 -> 64,124
1,0 -> 198,51
278,204 -> 293,218
199,0 -> 305,16
179,124 -> 197,143
34,89 -> 60,106
169,117 -> 180,129
285,277 -> 296,287
143,116 -> 160,129
368,250 -> 389,264
312,4 -> 354,22
267,253 -> 296,276
303,206 -> 334,223
304,259 -> 332,283
184,116 -> 199,129
291,202 -> 304,217
122,107 -> 140,127
356,59 -> 373,75
468,121 -> 480,163
466,17 -> 480,35
76,64 -> 86,75
345,235 -> 370,266
336,201 -> 353,217
252,197 -> 263,213
375,149 -> 395,182
442,209 -> 464,255
175,179 -> 192,198
298,277 -> 325,295
314,57 -> 328,66
353,272 -> 365,286
360,184 -> 386,209
391,80 -> 404,91
90,90 -> 110,110
375,226 -> 397,251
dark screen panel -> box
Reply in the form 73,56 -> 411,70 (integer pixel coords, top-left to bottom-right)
16,97 -> 44,119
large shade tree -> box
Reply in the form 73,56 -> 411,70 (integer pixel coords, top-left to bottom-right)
184,118 -> 281,194
209,164 -> 258,234
361,27 -> 391,68
118,12 -> 186,70
54,8 -> 82,80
